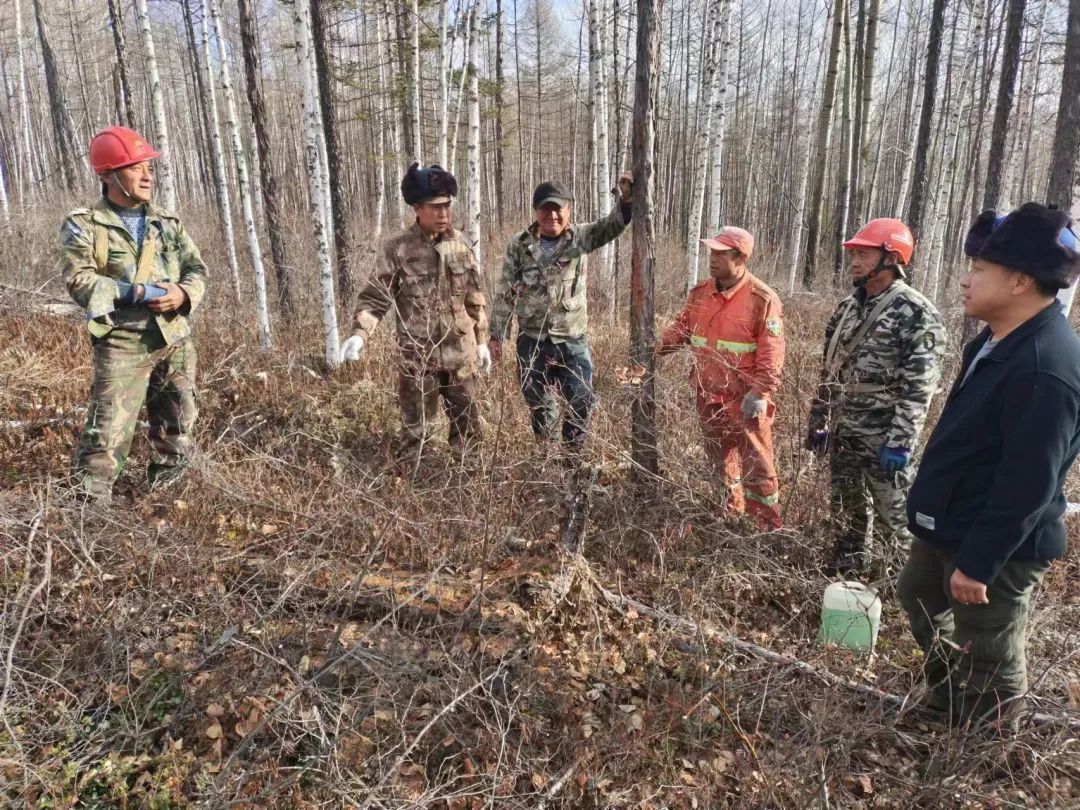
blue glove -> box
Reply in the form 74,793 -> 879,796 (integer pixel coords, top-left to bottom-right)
878,444 -> 911,474
141,283 -> 168,302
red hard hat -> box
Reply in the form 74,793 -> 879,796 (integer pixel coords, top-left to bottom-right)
89,126 -> 161,175
843,218 -> 915,264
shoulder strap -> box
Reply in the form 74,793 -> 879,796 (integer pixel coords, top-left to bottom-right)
825,284 -> 905,379
94,221 -> 109,272
133,226 -> 159,286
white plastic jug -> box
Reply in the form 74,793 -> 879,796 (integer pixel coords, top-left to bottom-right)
817,581 -> 881,652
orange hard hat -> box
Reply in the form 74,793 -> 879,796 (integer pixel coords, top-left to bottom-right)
843,218 -> 915,264
89,126 -> 161,175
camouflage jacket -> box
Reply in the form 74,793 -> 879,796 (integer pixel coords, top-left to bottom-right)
59,198 -> 209,345
353,223 -> 487,375
490,205 -> 629,342
809,280 -> 946,449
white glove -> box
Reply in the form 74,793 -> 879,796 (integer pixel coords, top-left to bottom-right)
741,391 -> 768,419
476,342 -> 492,374
340,334 -> 365,363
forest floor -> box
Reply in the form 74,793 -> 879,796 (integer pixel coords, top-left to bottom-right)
2,224 -> 1080,808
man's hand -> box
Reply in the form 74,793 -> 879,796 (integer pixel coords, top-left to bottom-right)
616,171 -> 633,204
950,568 -> 989,605
476,343 -> 492,374
878,444 -> 912,474
146,282 -> 187,314
340,334 -> 365,363
806,429 -> 829,456
740,391 -> 768,420
487,338 -> 502,364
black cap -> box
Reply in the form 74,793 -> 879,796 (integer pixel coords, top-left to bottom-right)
532,181 -> 573,210
964,202 -> 1080,291
401,162 -> 458,205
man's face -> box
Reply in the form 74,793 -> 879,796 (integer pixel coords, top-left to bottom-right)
960,258 -> 1028,320
414,201 -> 452,235
105,161 -> 154,205
709,248 -> 744,285
536,202 -> 570,237
847,246 -> 885,282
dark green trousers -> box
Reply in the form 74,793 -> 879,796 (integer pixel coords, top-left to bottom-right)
897,539 -> 1049,726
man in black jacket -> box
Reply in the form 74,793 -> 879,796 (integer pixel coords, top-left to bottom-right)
899,203 -> 1080,730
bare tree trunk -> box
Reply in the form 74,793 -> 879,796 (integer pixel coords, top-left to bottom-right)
589,0 -> 612,291
466,0 -> 482,264
134,0 -> 176,210
311,0 -> 353,308
207,0 -> 272,348
237,0 -> 294,321
705,0 -> 733,233
107,0 -> 136,128
832,0 -> 853,276
438,0 -> 450,166
494,0 -> 506,227
194,0 -> 241,300
853,0 -> 880,227
13,0 -> 39,193
800,0 -> 844,287
1047,0 -> 1080,210
294,0 -> 340,367
685,0 -> 719,293
904,0 -> 948,243
32,0 -> 79,192
630,0 -> 661,481
410,0 -> 422,162
982,0 -> 1026,210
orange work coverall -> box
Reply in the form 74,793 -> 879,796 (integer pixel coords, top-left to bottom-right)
659,271 -> 785,528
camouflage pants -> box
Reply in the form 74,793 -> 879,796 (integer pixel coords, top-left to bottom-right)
898,539 -> 1049,727
397,367 -> 480,464
516,335 -> 594,447
828,434 -> 914,575
74,328 -> 198,498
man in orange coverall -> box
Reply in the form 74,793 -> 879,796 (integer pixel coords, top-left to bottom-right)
658,227 -> 785,529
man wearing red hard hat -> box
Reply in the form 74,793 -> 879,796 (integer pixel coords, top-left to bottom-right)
61,126 -> 209,501
807,218 -> 945,579
658,226 -> 785,530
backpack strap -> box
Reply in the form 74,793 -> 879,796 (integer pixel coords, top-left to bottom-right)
94,221 -> 109,272
824,284 -> 905,381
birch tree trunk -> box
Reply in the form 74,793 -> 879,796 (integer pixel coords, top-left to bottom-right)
684,0 -> 720,293
853,0 -> 880,227
237,0 -> 294,321
32,0 -> 79,192
311,0 -> 353,308
630,0 -> 661,481
207,0 -> 272,348
134,0 -> 176,210
410,0 -> 423,162
107,0 -> 136,129
13,0 -> 38,193
589,0 -> 612,293
437,0 -> 450,166
197,0 -> 241,300
466,0 -> 482,265
294,0 -> 341,367
831,0 -> 852,276
705,0 -> 733,233
800,0 -> 844,286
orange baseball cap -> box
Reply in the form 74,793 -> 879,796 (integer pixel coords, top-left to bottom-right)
701,226 -> 754,258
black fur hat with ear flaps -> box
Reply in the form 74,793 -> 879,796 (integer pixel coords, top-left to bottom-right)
400,162 -> 458,205
963,202 -> 1080,291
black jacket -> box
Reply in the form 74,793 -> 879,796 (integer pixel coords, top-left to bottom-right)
907,303 -> 1080,584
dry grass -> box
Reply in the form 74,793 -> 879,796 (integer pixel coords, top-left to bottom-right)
1,204 -> 1079,807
